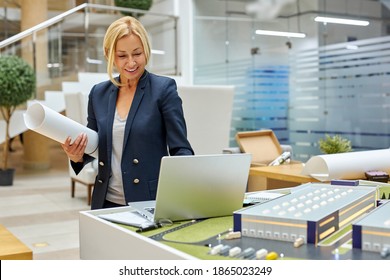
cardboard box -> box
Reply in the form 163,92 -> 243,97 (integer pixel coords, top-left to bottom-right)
235,130 -> 283,166
236,130 -> 302,192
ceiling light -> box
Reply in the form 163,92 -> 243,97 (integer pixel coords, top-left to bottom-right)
346,45 -> 359,50
314,16 -> 369,26
86,57 -> 103,65
255,29 -> 306,38
151,49 -> 165,55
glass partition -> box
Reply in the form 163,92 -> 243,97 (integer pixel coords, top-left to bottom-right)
193,0 -> 390,160
289,36 -> 390,161
0,4 -> 178,99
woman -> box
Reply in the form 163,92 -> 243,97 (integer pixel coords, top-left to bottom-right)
61,16 -> 194,209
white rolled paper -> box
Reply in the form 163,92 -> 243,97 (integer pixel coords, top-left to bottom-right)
302,149 -> 390,181
24,102 -> 98,158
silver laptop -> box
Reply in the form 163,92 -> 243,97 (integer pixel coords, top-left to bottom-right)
128,153 -> 252,224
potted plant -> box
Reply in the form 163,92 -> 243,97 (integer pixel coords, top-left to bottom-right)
318,134 -> 352,154
114,0 -> 153,17
0,55 -> 36,186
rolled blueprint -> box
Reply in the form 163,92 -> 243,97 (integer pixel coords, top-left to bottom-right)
302,149 -> 390,181
24,102 -> 98,158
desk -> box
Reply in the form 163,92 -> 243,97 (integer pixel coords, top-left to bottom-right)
0,224 -> 32,260
248,163 -> 319,192
79,206 -> 388,260
79,207 -> 197,260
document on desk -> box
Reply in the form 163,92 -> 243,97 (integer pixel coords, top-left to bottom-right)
302,148 -> 390,182
98,211 -> 154,227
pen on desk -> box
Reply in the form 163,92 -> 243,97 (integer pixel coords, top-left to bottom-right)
136,223 -> 162,233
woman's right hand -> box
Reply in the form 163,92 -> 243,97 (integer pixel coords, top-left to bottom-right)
61,133 -> 88,163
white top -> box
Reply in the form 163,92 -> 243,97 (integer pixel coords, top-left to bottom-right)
106,110 -> 126,205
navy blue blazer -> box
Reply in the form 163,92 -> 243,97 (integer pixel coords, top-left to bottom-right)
71,70 -> 194,209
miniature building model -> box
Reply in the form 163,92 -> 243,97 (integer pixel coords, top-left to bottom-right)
234,183 -> 377,245
352,201 -> 390,254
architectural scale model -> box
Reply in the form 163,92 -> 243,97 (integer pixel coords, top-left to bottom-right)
352,201 -> 390,255
234,183 -> 378,245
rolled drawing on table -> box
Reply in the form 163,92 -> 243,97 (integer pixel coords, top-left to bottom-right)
302,148 -> 390,181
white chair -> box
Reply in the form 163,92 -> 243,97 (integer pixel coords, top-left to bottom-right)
68,160 -> 97,206
178,85 -> 235,155
63,92 -> 97,205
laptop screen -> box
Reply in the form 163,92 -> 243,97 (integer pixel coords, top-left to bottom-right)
150,153 -> 252,222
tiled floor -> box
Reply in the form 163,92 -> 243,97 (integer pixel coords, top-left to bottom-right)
0,139 -> 90,260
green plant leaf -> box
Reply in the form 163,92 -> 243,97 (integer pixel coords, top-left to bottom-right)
318,134 -> 352,154
0,55 -> 36,170
0,55 -> 35,107
114,0 -> 153,17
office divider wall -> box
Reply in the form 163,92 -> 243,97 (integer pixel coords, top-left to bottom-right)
289,36 -> 390,161
193,0 -> 389,161
194,31 -> 390,162
193,5 -> 292,150
195,34 -> 390,161
194,57 -> 290,149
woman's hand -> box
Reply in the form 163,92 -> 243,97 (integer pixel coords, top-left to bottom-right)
61,133 -> 88,163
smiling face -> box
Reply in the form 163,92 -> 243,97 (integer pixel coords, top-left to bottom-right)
114,34 -> 146,86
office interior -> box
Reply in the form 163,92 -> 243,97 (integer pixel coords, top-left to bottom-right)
1,0 -> 390,260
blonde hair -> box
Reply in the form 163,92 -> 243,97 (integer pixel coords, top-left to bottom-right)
103,16 -> 151,87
